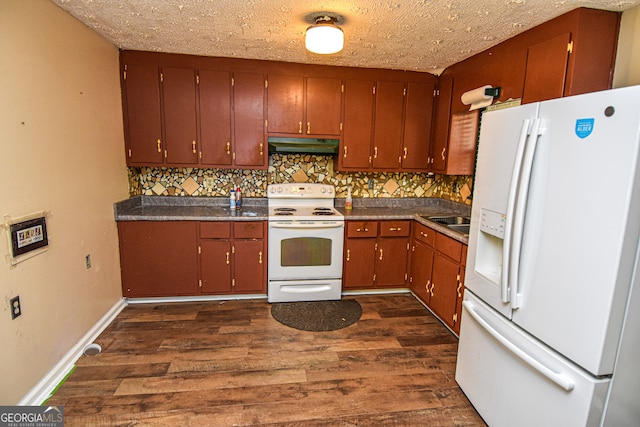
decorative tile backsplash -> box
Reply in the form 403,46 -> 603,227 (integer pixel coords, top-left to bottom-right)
128,154 -> 473,204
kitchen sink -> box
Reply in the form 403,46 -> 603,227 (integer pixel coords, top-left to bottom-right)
420,215 -> 471,235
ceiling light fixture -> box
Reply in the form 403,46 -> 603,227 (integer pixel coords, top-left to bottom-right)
305,14 -> 344,55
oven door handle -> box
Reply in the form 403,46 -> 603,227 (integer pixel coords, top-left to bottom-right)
269,222 -> 344,229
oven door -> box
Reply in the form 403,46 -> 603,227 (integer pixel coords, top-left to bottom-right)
268,220 -> 344,281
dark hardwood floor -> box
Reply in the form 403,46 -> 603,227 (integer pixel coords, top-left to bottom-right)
48,293 -> 486,426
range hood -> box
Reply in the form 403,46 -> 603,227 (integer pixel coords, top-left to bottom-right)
267,137 -> 339,155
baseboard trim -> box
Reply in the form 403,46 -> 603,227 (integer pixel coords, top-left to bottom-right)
18,298 -> 128,406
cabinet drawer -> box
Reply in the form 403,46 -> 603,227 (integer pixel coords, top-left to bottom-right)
379,221 -> 410,237
200,222 -> 231,239
413,222 -> 435,247
346,221 -> 378,238
435,232 -> 462,262
233,221 -> 264,239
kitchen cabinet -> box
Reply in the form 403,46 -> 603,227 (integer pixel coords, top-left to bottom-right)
341,79 -> 375,169
198,70 -> 232,166
121,63 -> 164,165
228,72 -> 267,168
118,221 -> 199,297
163,67 -> 199,165
267,75 -> 342,136
343,220 -> 410,289
117,220 -> 265,298
409,221 -> 467,334
401,82 -> 436,170
521,33 -> 571,104
200,221 -> 266,294
372,81 -> 405,170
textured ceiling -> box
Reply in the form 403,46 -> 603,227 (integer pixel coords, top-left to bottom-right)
52,0 -> 640,74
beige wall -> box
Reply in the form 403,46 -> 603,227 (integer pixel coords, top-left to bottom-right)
0,0 -> 128,404
613,4 -> 640,88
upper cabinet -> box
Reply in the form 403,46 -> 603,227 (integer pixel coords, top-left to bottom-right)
267,75 -> 342,136
339,79 -> 435,172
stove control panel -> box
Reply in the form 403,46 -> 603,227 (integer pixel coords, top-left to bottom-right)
268,183 -> 335,198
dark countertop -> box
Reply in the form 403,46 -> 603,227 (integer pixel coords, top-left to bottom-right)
114,196 -> 471,243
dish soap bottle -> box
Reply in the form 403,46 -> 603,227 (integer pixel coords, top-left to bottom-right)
345,186 -> 353,210
230,189 -> 236,210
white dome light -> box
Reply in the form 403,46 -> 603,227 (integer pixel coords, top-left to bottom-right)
305,17 -> 344,55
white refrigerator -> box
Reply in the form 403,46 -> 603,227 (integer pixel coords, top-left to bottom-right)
455,85 -> 640,427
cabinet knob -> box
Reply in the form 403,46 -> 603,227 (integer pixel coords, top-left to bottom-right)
157,139 -> 162,153
298,121 -> 303,134
259,142 -> 264,156
343,146 -> 348,158
346,249 -> 350,261
192,140 -> 197,154
420,231 -> 428,238
307,122 -> 311,134
356,228 -> 369,232
403,147 -> 408,159
259,251 -> 263,264
379,248 -> 383,261
226,141 -> 231,155
374,147 -> 378,159
441,147 -> 446,161
389,227 -> 402,232
226,251 -> 230,265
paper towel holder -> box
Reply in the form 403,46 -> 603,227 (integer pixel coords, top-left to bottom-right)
461,85 -> 502,110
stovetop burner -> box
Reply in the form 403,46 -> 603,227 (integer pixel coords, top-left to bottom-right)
312,211 -> 336,216
274,211 -> 294,216
274,207 -> 296,212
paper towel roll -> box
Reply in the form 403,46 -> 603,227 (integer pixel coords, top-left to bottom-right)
461,85 -> 494,110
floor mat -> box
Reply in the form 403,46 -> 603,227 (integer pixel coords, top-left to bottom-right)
271,299 -> 362,331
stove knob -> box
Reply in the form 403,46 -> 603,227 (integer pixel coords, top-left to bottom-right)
277,187 -> 283,193
327,187 -> 333,194
269,186 -> 276,193
320,187 -> 327,193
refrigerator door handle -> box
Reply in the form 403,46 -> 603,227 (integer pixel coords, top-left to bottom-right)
509,118 -> 543,309
462,300 -> 576,392
502,119 -> 532,303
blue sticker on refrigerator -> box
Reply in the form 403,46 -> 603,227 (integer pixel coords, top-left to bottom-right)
575,118 -> 594,139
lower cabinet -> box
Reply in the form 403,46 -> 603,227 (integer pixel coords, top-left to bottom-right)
118,220 -> 266,297
200,221 -> 266,294
118,221 -> 199,297
343,220 -> 410,289
409,221 -> 467,334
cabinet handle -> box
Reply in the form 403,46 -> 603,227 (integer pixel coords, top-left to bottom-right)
356,228 -> 369,232
343,146 -> 348,158
192,140 -> 197,154
430,281 -> 434,297
389,227 -> 402,232
403,147 -> 408,159
225,251 -> 230,265
259,251 -> 263,264
420,231 -> 428,238
457,280 -> 463,298
307,122 -> 311,134
298,121 -> 303,134
157,139 -> 162,153
379,248 -> 383,261
226,141 -> 231,155
374,146 -> 378,159
346,249 -> 350,261
259,142 -> 263,156
441,147 -> 446,161
164,150 -> 167,158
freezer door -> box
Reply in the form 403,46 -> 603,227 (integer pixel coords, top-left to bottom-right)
465,103 -> 539,318
456,291 -> 609,427
512,86 -> 640,376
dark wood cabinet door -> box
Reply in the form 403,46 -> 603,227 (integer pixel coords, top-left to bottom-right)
162,67 -> 198,165
199,70 -> 232,166
343,238 -> 377,289
267,74 -> 304,134
372,81 -> 405,170
200,239 -> 232,294
233,239 -> 266,293
409,240 -> 434,304
402,82 -> 435,170
430,252 -> 460,330
306,77 -> 342,136
123,63 -> 163,165
118,221 -> 198,297
375,236 -> 409,287
233,72 -> 266,167
522,33 -> 571,104
341,79 -> 374,170
430,75 -> 453,174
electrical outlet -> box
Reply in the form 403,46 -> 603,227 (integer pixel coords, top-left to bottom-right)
10,296 -> 21,320
368,179 -> 374,190
85,254 -> 92,269
204,177 -> 215,189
